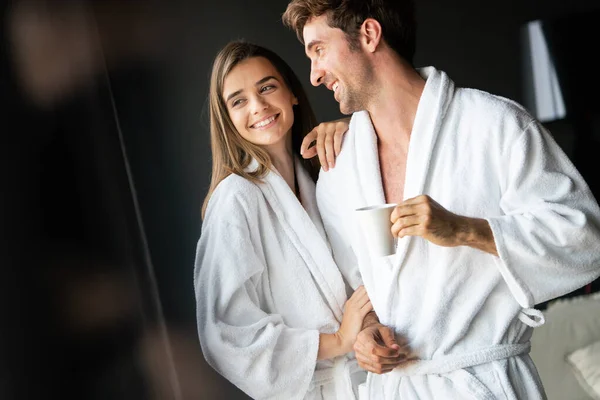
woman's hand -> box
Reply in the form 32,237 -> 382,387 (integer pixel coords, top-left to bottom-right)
336,285 -> 373,354
300,117 -> 350,171
317,285 -> 372,360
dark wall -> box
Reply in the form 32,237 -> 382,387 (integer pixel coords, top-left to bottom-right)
414,0 -> 600,106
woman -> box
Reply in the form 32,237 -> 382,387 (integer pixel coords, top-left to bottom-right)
194,41 -> 370,400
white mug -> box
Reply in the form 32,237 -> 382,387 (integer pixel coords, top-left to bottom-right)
355,203 -> 398,257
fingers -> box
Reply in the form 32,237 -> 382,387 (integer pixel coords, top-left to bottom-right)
328,121 -> 348,167
347,286 -> 370,308
302,143 -> 317,159
390,204 -> 417,222
333,122 -> 345,156
325,130 -> 335,170
300,120 -> 349,170
400,194 -> 432,206
353,285 -> 367,295
354,343 -> 404,364
353,325 -> 412,374
361,300 -> 373,315
394,225 -> 425,239
348,285 -> 365,299
354,332 -> 401,359
354,342 -> 406,374
353,323 -> 413,374
378,326 -> 400,350
390,215 -> 424,238
300,130 -> 317,159
316,129 -> 328,172
390,195 -> 435,221
356,354 -> 415,374
355,354 -> 399,374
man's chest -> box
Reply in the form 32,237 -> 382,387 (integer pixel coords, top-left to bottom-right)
379,150 -> 407,204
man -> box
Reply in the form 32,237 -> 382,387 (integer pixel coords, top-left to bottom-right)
283,0 -> 600,398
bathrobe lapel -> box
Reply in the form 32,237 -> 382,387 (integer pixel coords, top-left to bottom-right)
249,158 -> 348,321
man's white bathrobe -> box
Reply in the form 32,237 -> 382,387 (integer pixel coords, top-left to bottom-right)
317,66 -> 600,399
194,158 -> 366,400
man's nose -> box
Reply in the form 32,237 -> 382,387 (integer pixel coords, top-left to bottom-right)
310,61 -> 324,87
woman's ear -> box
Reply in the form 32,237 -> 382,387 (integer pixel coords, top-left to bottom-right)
292,96 -> 299,106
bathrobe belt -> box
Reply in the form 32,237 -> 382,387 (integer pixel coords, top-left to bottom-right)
379,308 -> 545,399
394,342 -> 531,377
395,308 -> 543,374
307,308 -> 544,398
309,342 -> 530,400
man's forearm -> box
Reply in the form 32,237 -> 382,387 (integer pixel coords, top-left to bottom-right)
458,216 -> 498,256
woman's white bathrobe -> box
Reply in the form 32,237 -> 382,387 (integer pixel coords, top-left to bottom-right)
194,158 -> 366,400
316,66 -> 600,399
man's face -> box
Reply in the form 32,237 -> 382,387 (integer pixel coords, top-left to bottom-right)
303,15 -> 372,114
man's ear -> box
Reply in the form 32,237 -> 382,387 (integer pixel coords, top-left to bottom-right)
360,18 -> 382,53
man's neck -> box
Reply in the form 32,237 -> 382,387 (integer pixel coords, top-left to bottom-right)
367,60 -> 425,150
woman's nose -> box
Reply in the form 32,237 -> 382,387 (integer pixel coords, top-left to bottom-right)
250,95 -> 268,114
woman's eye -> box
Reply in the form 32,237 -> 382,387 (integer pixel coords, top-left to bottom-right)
232,98 -> 244,107
260,85 -> 275,93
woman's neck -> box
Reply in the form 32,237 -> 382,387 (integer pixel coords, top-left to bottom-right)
265,139 -> 297,195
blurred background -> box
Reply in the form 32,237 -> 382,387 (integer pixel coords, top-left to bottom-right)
1,0 -> 599,399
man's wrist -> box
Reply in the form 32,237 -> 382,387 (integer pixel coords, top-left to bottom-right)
457,216 -> 498,256
362,310 -> 380,330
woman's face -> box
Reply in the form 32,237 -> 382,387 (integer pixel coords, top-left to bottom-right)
222,56 -> 298,152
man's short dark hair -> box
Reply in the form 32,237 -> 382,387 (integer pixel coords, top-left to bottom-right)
282,0 -> 417,65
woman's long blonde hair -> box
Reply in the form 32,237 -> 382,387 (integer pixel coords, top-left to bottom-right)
202,41 -> 320,218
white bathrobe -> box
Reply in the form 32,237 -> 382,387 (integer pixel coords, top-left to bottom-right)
316,66 -> 600,399
194,157 -> 366,400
